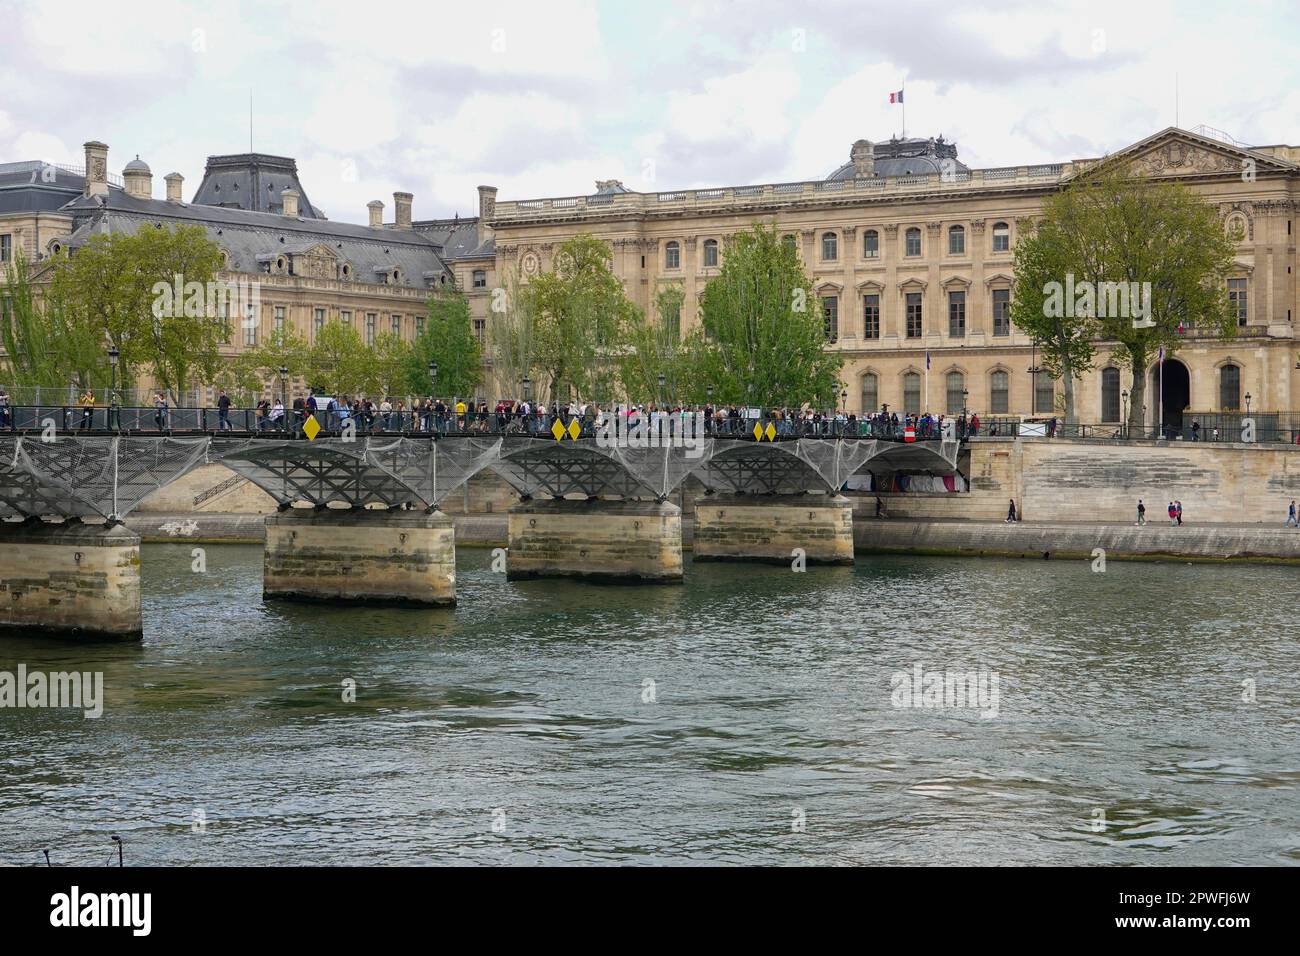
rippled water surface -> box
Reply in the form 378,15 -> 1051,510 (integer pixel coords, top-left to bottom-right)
1,544 -> 1297,865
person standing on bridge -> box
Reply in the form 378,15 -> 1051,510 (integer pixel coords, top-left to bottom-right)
79,389 -> 95,431
154,392 -> 169,432
217,390 -> 232,431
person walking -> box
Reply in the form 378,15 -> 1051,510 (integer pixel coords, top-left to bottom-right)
217,390 -> 232,431
1168,501 -> 1177,526
1287,500 -> 1297,527
1006,498 -> 1018,523
1136,499 -> 1146,525
1175,500 -> 1183,526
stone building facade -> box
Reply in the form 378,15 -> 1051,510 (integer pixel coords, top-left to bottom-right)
483,127 -> 1300,428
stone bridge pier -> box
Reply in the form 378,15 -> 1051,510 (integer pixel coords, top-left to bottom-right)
213,437 -> 499,607
0,435 -> 209,638
491,440 -> 688,583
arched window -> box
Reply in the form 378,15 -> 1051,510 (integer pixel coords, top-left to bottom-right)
948,225 -> 965,255
1101,367 -> 1121,422
990,370 -> 1009,414
992,221 -> 1010,252
863,229 -> 879,258
703,239 -> 719,267
1220,363 -> 1241,410
905,227 -> 921,257
665,241 -> 680,270
946,371 -> 966,415
903,372 -> 921,415
822,231 -> 838,261
860,373 -> 878,414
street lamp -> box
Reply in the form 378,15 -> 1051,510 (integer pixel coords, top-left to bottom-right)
278,366 -> 288,405
522,377 -> 531,402
1121,389 -> 1129,435
706,383 -> 714,405
1245,392 -> 1252,415
107,345 -> 120,429
657,372 -> 666,407
429,360 -> 438,395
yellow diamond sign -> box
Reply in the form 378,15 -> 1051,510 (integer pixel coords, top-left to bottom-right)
567,418 -> 581,440
550,418 -> 566,441
765,422 -> 777,441
752,421 -> 763,441
302,415 -> 321,440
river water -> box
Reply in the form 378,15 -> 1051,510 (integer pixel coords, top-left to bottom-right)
1,543 -> 1297,866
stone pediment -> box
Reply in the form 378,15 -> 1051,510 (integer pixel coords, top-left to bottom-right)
1082,128 -> 1296,181
284,242 -> 341,279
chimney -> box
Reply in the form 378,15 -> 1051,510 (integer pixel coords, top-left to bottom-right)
367,200 -> 384,229
477,184 -> 498,245
83,141 -> 109,198
282,188 -> 300,218
164,172 -> 184,203
393,191 -> 413,229
850,139 -> 875,179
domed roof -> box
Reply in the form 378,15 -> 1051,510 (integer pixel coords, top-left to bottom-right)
124,155 -> 151,175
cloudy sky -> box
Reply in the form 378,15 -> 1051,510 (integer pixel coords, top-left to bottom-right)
3,0 -> 1297,223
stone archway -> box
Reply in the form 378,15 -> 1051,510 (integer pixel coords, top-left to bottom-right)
1150,358 -> 1190,436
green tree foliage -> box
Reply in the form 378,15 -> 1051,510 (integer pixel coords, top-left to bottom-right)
619,284 -> 686,403
1,249 -> 107,393
1012,165 -> 1238,425
47,224 -> 226,403
486,273 -> 537,401
527,234 -> 639,403
306,320 -> 372,397
682,223 -> 842,407
405,291 -> 482,399
234,325 -> 311,401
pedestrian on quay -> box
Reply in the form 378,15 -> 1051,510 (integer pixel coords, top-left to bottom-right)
1176,500 -> 1183,526
1287,500 -> 1298,527
1136,499 -> 1146,525
1006,498 -> 1018,523
1168,501 -> 1177,526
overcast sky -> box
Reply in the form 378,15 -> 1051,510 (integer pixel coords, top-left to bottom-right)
3,0 -> 1297,223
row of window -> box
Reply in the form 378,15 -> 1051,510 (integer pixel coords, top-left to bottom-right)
821,290 -> 1012,341
661,224 -> 1012,270
859,363 -> 1248,418
233,308 -> 426,347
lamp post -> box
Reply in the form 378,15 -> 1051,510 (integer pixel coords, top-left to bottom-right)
429,360 -> 438,395
1245,392 -> 1252,420
107,345 -> 119,430
278,367 -> 288,433
657,372 -> 666,408
1121,389 -> 1129,437
961,388 -> 969,438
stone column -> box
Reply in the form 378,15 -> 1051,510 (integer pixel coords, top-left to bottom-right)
507,498 -> 682,582
0,520 -> 141,640
693,494 -> 854,565
263,508 -> 456,606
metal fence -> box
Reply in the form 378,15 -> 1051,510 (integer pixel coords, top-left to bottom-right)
974,415 -> 1300,443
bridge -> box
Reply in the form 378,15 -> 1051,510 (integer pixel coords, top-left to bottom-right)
0,409 -> 960,640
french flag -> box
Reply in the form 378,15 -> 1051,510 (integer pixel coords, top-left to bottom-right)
889,89 -> 904,104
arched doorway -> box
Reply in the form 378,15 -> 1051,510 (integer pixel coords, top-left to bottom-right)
1150,358 -> 1190,435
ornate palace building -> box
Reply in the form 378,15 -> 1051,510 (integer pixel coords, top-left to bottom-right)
2,127 -> 1297,427
483,127 -> 1300,429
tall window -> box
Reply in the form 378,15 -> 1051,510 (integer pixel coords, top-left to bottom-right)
905,292 -> 923,338
990,370 -> 1009,414
782,234 -> 797,252
861,373 -> 878,414
905,227 -> 921,257
415,316 -> 425,336
992,222 -> 1010,252
948,225 -> 965,255
1101,367 -> 1121,422
0,234 -> 11,262
903,372 -> 921,415
946,371 -> 966,415
821,295 -> 839,342
391,314 -> 402,335
948,291 -> 966,337
473,318 -> 485,343
1228,278 -> 1248,326
217,298 -> 230,344
244,318 -> 257,347
340,310 -> 351,329
862,294 -> 880,339
703,239 -> 719,267
274,306 -> 285,332
665,241 -> 680,270
472,269 -> 487,288
863,229 -> 879,258
1220,363 -> 1241,410
1034,374 -> 1054,414
365,313 -> 376,345
822,231 -> 838,261
992,288 -> 1011,336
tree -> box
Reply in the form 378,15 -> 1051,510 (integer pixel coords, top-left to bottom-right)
236,325 -> 311,400
527,234 -> 638,402
48,224 -> 226,403
486,273 -> 537,401
371,330 -> 411,398
619,284 -> 685,403
306,320 -> 372,396
405,291 -> 482,399
1,249 -> 107,395
1012,165 -> 1238,427
686,223 -> 842,407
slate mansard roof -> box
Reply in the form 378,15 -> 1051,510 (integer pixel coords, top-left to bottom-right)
190,153 -> 326,219
59,190 -> 455,288
826,136 -> 970,179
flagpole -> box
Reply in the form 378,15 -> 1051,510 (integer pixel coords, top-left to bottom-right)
1158,351 -> 1164,439
902,82 -> 906,139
